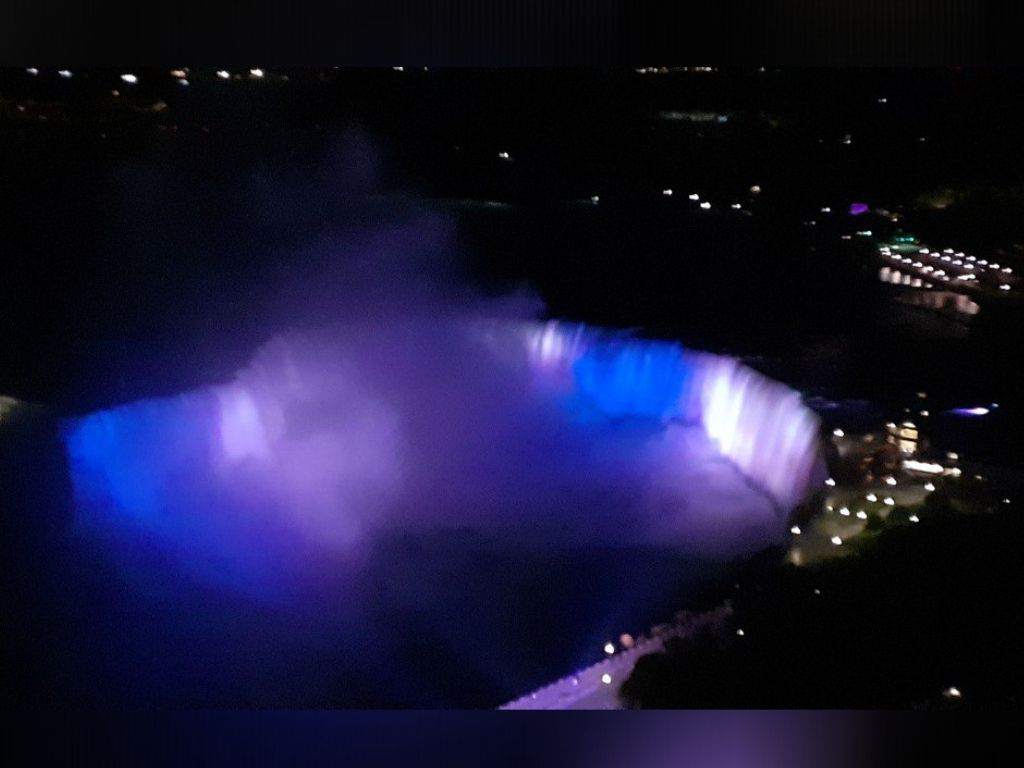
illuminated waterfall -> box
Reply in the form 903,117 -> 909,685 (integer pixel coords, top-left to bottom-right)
63,318 -> 823,590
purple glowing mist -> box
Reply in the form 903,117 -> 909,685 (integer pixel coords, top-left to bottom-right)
61,133 -> 825,597
849,202 -> 869,216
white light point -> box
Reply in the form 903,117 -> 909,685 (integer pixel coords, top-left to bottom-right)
840,507 -> 850,516
830,536 -> 843,546
662,188 -> 673,196
790,525 -> 801,535
604,642 -> 615,655
601,673 -> 612,685
58,69 -> 72,78
883,497 -> 895,506
943,686 -> 961,699
216,70 -> 231,79
825,478 -> 836,487
120,73 -> 138,84
856,510 -> 868,520
832,428 -> 845,437
249,68 -> 264,78
924,482 -> 935,492
736,629 -> 745,637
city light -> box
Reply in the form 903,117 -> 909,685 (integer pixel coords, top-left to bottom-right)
840,507 -> 850,516
943,686 -> 961,699
601,673 -> 612,685
26,67 -> 38,75
790,525 -> 801,535
825,478 -> 836,487
249,69 -> 265,78
699,202 -> 711,210
662,188 -> 673,196
952,407 -> 989,416
831,536 -> 843,546
884,476 -> 897,486
909,514 -> 920,523
216,70 -> 231,79
604,642 -> 615,655
856,510 -> 867,519
58,70 -> 72,78
832,428 -> 845,437
120,74 -> 138,84
924,482 -> 936,492
866,493 -> 877,502
736,629 -> 745,636
688,193 -> 699,201
883,497 -> 895,506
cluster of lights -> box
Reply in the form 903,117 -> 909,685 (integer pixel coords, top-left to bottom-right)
877,240 -> 1015,293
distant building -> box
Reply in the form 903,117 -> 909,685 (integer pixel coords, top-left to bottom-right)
886,421 -> 924,457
